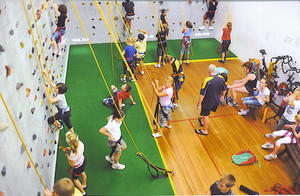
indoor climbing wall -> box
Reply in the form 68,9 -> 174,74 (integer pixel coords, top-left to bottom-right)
0,0 -> 68,195
63,0 -> 215,45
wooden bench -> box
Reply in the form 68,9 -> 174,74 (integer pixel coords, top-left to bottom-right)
278,143 -> 300,186
245,104 -> 262,120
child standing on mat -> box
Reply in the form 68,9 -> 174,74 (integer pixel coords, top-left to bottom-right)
154,24 -> 169,68
199,0 -> 218,30
103,83 -> 136,110
219,19 -> 232,63
152,76 -> 174,138
134,28 -> 148,75
100,110 -> 127,170
121,38 -> 137,82
207,173 -> 236,195
64,132 -> 87,196
179,21 -> 194,64
43,70 -> 74,133
50,0 -> 67,56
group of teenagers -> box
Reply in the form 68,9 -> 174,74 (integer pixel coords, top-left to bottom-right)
42,0 -> 299,195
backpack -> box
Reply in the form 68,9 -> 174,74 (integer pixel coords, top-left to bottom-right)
232,150 -> 260,166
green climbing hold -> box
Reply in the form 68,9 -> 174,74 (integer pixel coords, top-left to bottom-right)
20,42 -> 24,48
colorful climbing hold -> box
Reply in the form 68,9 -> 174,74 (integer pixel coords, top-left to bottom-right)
36,10 -> 41,20
9,29 -> 14,35
44,115 -> 46,120
0,44 -> 4,53
41,100 -> 44,106
5,65 -> 11,76
28,29 -> 31,34
29,54 -> 32,59
46,105 -> 48,110
32,69 -> 36,75
32,134 -> 37,141
1,167 -> 6,176
19,112 -> 22,119
20,145 -> 25,154
27,161 -> 31,168
92,26 -> 96,29
34,95 -> 37,101
31,107 -> 35,114
48,149 -> 52,155
26,88 -> 31,97
82,2 -> 85,5
16,82 -> 24,90
30,147 -> 32,152
37,86 -> 40,91
47,162 -> 50,167
35,162 -> 38,168
42,23 -> 46,29
0,122 -> 9,131
43,148 -> 46,156
20,42 -> 24,48
27,4 -> 31,9
67,19 -> 70,22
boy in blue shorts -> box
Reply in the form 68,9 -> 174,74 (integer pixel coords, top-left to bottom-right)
121,38 -> 137,82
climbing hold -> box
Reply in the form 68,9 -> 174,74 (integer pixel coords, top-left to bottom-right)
137,17 -> 140,19
99,18 -> 102,21
53,150 -> 55,155
91,18 -> 94,21
47,162 -> 50,167
20,145 -> 25,154
43,93 -> 46,99
152,16 -> 154,18
159,1 -> 163,4
34,95 -> 37,101
46,105 -> 48,110
48,149 -> 52,155
32,24 -> 34,29
32,47 -> 35,54
0,45 -> 4,53
16,82 -> 24,90
43,149 -> 46,156
41,100 -> 44,106
36,10 -> 41,20
152,24 -> 155,27
90,2 -> 93,5
27,161 -> 31,168
193,22 -> 196,25
30,147 -> 32,152
35,162 -> 38,168
0,10 -> 1,15
42,42 -> 45,47
32,69 -> 36,75
19,112 -> 22,119
42,23 -> 46,29
37,86 -> 40,91
67,19 -> 70,22
51,57 -> 53,61
29,54 -> 32,59
92,26 -> 96,29
188,0 -> 192,4
20,42 -> 24,48
56,74 -> 58,78
32,134 -> 37,141
44,115 -> 46,120
145,16 -> 147,18
27,4 -> 31,9
93,33 -> 95,35
45,56 -> 48,61
51,22 -> 53,26
45,37 -> 48,42
50,140 -> 53,143
82,2 -> 85,5
28,29 -> 31,34
43,1 -> 48,10
0,122 -> 9,131
9,29 -> 14,35
1,167 -> 6,176
0,191 -> 3,196
51,75 -> 55,81
31,107 -> 35,114
16,21 -> 19,28
5,65 -> 11,76
98,2 -> 101,4
180,22 -> 182,25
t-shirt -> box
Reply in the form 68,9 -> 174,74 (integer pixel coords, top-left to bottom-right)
216,67 -> 228,75
134,34 -> 148,57
122,1 -> 135,15
210,181 -> 234,195
200,75 -> 226,108
123,45 -> 137,61
183,28 -> 193,37
256,82 -> 270,105
56,94 -> 70,111
156,30 -> 168,48
116,90 -> 131,103
172,59 -> 183,75
160,14 -> 167,24
160,86 -> 173,107
57,15 -> 66,28
222,28 -> 232,41
283,99 -> 300,122
208,1 -> 218,12
69,141 -> 85,168
105,115 -> 122,141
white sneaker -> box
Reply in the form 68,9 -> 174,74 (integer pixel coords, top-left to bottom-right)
199,26 -> 205,30
105,155 -> 114,164
140,71 -> 144,75
165,125 -> 171,128
228,102 -> 238,107
57,51 -> 62,56
121,103 -> 125,107
209,26 -> 214,30
129,77 -> 134,82
262,142 -> 274,149
238,110 -> 248,116
111,85 -> 117,93
186,60 -> 189,64
179,61 -> 182,64
265,133 -> 273,138
120,77 -> 126,83
112,162 -> 125,170
172,103 -> 178,108
264,153 -> 277,161
154,64 -> 161,68
152,133 -> 162,138
162,62 -> 166,65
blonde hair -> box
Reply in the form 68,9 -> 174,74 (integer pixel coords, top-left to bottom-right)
220,173 -> 236,188
165,76 -> 174,84
53,178 -> 74,196
295,114 -> 300,122
294,88 -> 300,93
165,55 -> 174,63
208,64 -> 217,74
125,37 -> 134,45
66,132 -> 79,154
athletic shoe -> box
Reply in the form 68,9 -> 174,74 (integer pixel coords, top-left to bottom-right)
186,60 -> 189,64
265,133 -> 273,138
172,103 -> 178,108
199,26 -> 205,30
112,162 -> 125,170
140,71 -> 144,75
219,60 -> 225,63
105,155 -> 114,164
221,99 -> 225,106
162,62 -> 166,65
165,125 -> 172,128
228,97 -> 233,102
129,77 -> 134,82
262,142 -> 274,149
82,185 -> 88,190
264,153 -> 277,161
57,51 -> 62,56
238,110 -> 248,116
152,133 -> 162,138
228,102 -> 238,107
154,64 -> 161,68
120,77 -> 126,83
209,26 -> 214,30
121,103 -> 125,107
82,192 -> 86,196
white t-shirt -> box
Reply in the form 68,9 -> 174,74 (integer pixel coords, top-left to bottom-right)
160,86 -> 173,107
56,94 -> 70,111
69,141 -> 85,168
134,34 -> 148,57
283,99 -> 300,122
257,83 -> 270,105
105,116 -> 122,141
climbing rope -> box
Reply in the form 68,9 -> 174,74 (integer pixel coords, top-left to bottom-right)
22,0 -> 65,151
0,91 -> 46,189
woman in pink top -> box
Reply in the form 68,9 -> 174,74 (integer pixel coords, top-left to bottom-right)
219,20 -> 232,63
151,76 -> 174,137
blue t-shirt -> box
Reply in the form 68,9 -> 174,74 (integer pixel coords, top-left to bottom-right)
123,45 -> 137,61
183,28 -> 193,37
216,67 -> 228,75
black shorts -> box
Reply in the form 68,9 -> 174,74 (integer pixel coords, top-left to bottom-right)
200,105 -> 218,116
71,158 -> 87,180
157,46 -> 166,57
222,40 -> 231,53
204,11 -> 215,20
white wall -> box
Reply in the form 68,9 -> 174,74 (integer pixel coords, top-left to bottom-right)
213,0 -> 300,84
0,0 -> 68,195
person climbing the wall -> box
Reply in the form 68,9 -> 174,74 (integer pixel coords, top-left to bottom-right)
179,21 -> 194,64
154,24 -> 169,68
121,38 -> 137,82
134,28 -> 148,75
42,70 -> 74,133
160,9 -> 168,27
219,19 -> 232,63
50,0 -> 67,56
199,0 -> 218,30
118,0 -> 135,34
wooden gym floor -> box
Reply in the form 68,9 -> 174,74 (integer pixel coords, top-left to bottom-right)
136,59 -> 297,195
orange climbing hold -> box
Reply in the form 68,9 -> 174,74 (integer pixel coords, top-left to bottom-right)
26,88 -> 31,97
5,65 -> 11,76
34,95 -> 37,101
27,161 -> 31,168
36,10 -> 41,20
43,148 -> 46,156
